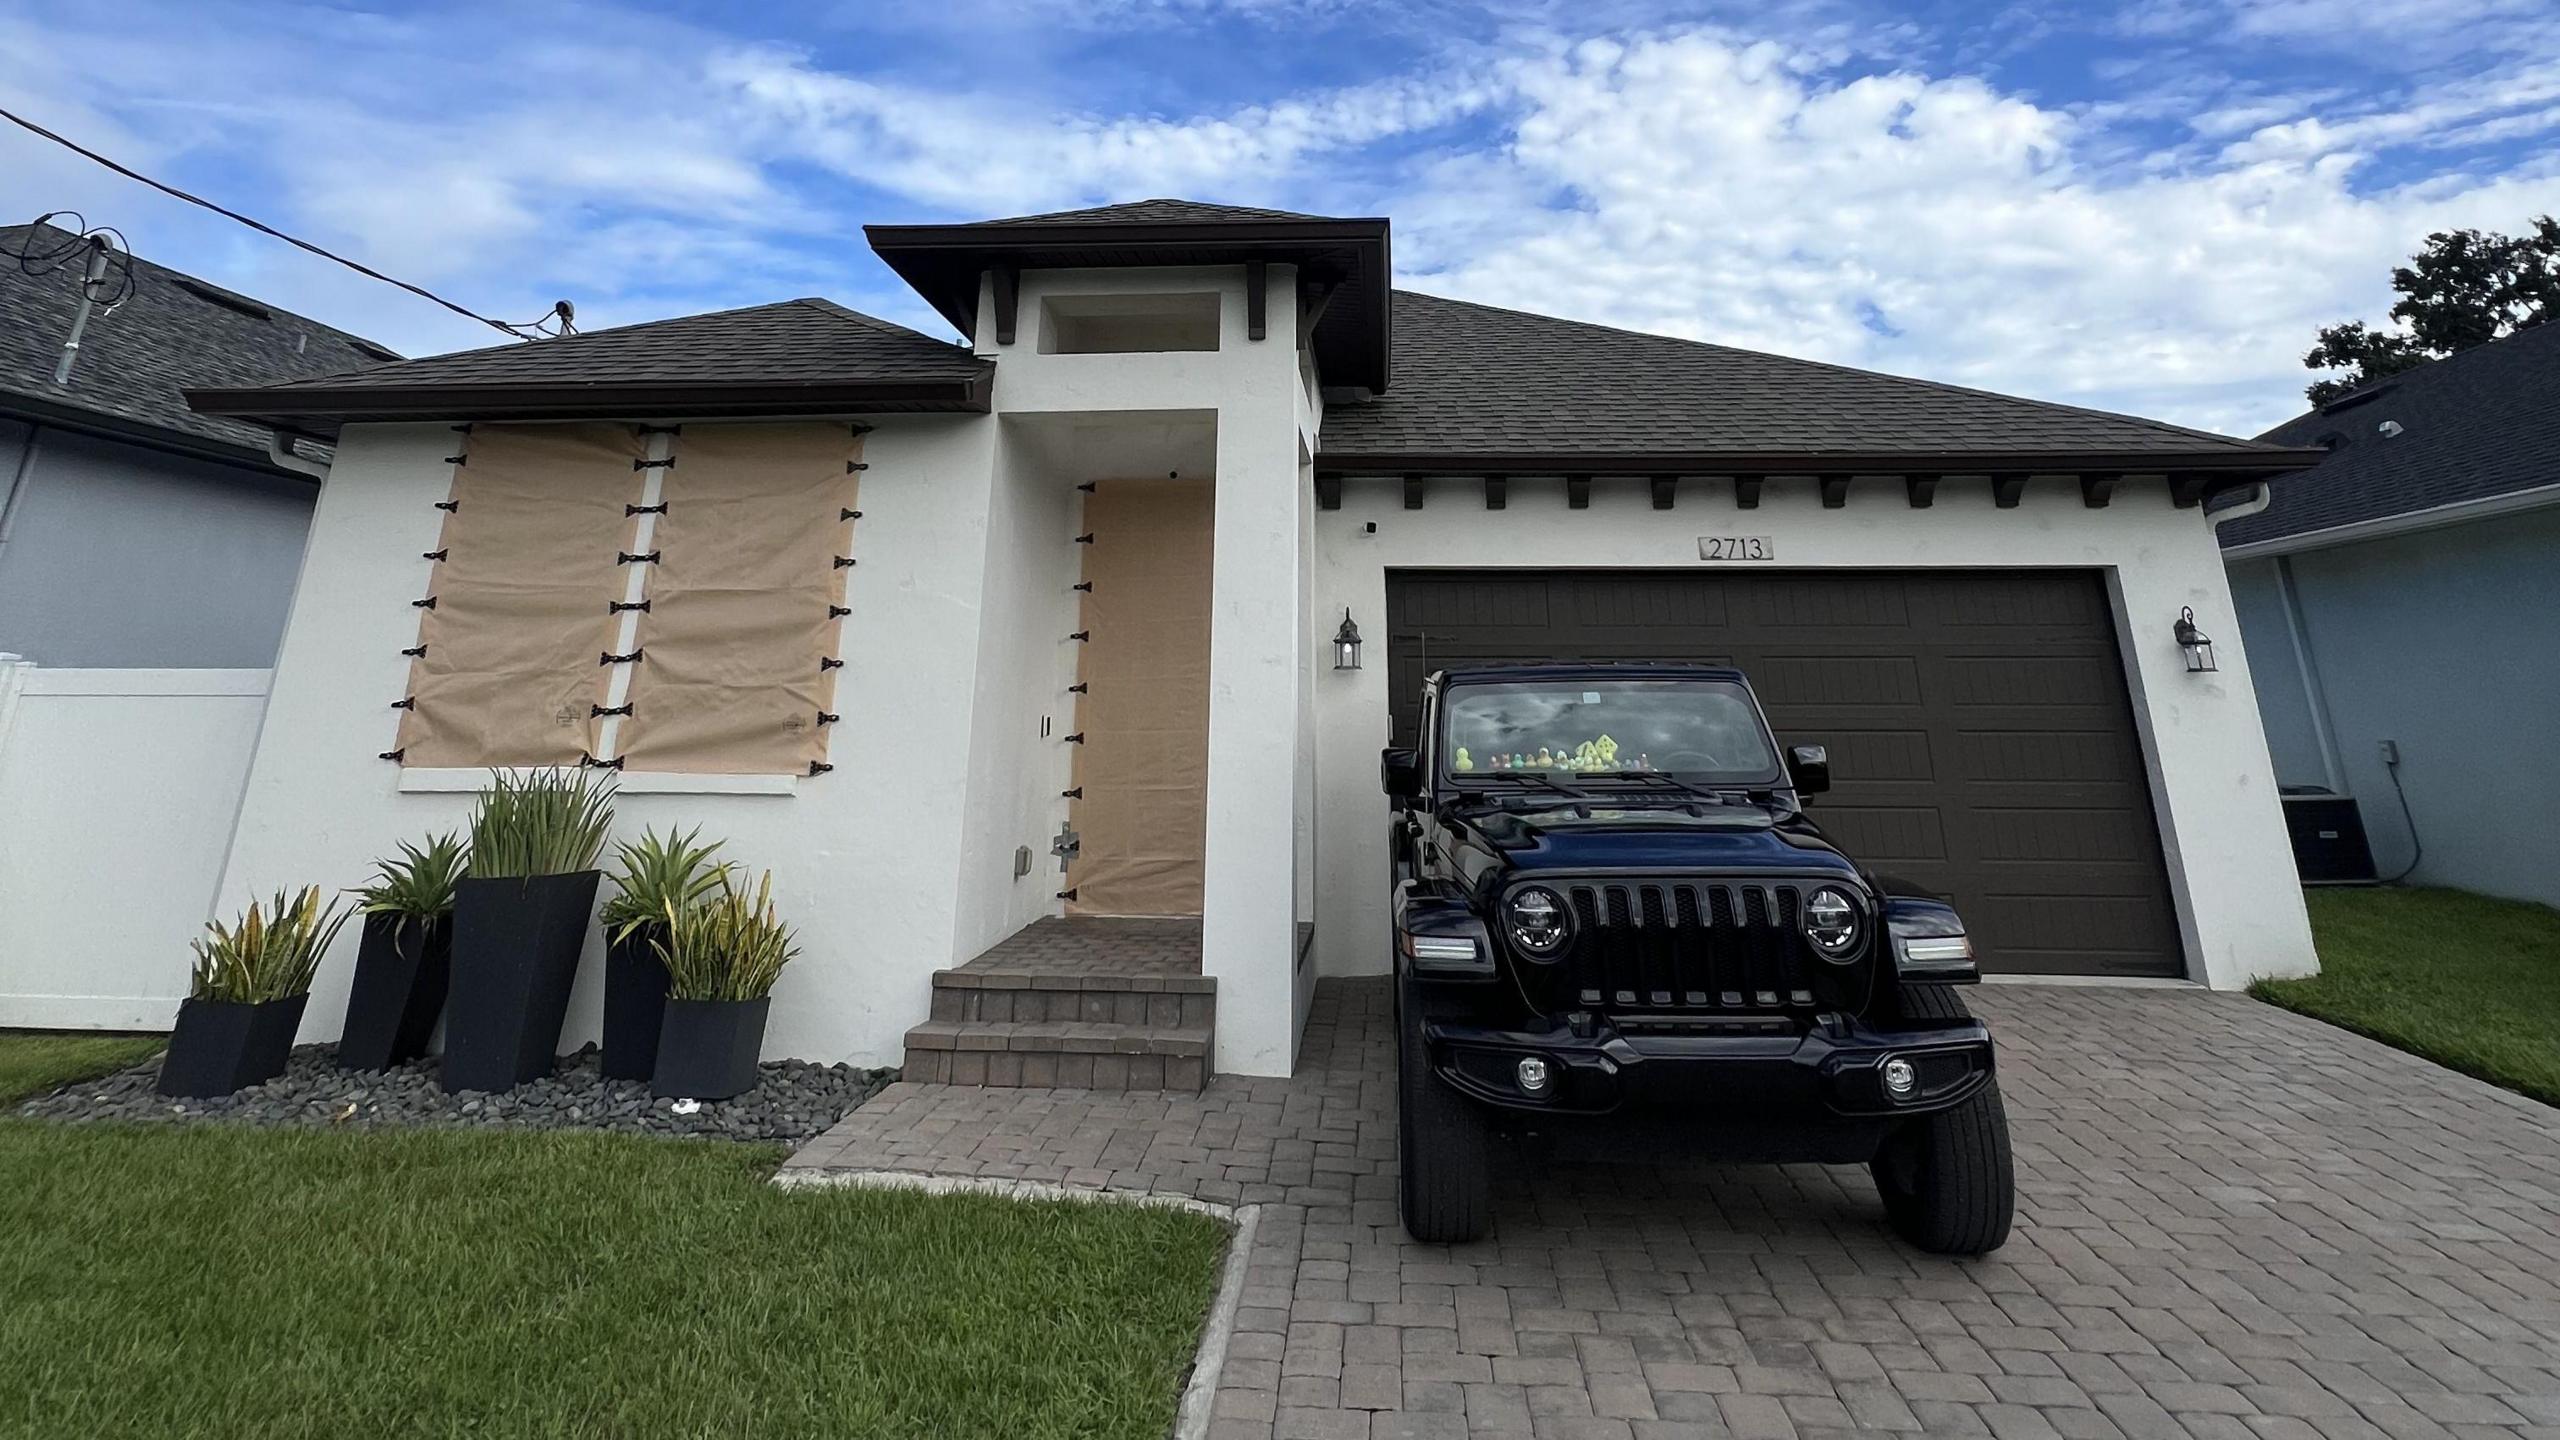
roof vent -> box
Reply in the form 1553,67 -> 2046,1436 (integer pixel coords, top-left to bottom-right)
350,340 -> 401,363
170,277 -> 273,322
2318,382 -> 2396,415
2377,419 -> 2404,439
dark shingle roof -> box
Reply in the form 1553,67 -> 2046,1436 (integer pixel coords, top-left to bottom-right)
2219,321 -> 2560,549
1319,290 -> 2297,465
0,222 -> 395,464
229,297 -> 985,394
963,199 -> 1331,227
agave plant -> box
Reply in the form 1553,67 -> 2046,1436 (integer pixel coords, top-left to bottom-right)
654,870 -> 798,1002
350,832 -> 468,929
600,826 -> 729,943
466,768 -> 616,879
190,887 -> 355,1004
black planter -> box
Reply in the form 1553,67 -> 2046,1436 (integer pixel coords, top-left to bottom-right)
442,870 -> 601,1093
338,912 -> 452,1071
601,923 -> 670,1082
158,993 -> 310,1099
652,996 -> 771,1101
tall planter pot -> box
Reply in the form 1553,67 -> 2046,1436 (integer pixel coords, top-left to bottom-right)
652,996 -> 771,1101
441,871 -> 600,1093
601,923 -> 670,1082
338,912 -> 452,1071
158,994 -> 310,1099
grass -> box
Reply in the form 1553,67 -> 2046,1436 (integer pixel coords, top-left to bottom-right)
2253,886 -> 2560,1107
0,1122 -> 1230,1439
0,1031 -> 164,1105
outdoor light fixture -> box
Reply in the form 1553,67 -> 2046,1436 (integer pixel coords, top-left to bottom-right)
1333,608 -> 1363,670
2174,606 -> 2218,673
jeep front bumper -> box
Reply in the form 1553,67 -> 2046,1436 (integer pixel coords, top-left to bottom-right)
1425,1014 -> 1994,1120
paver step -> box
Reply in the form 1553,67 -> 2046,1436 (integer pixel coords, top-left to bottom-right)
900,1018 -> 1211,1091
927,967 -> 1216,1027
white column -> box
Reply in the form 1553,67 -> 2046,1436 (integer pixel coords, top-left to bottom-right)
1201,277 -> 1308,1077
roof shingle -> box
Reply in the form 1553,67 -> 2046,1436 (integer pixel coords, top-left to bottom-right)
0,222 -> 394,463
1320,290 -> 2293,463
2219,321 -> 2560,548
960,199 -> 1333,227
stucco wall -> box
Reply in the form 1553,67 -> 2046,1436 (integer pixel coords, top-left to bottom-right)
2228,507 -> 2560,907
2224,558 -> 2338,791
0,420 -> 314,667
1307,475 -> 2320,991
215,416 -> 1004,1066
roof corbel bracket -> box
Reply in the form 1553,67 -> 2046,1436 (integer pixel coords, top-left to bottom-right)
2080,474 -> 2118,508
1483,475 -> 1506,511
991,264 -> 1020,347
1734,476 -> 1763,510
1992,476 -> 2027,509
2169,474 -> 2211,508
1819,475 -> 1850,510
1566,475 -> 1591,510
1298,279 -> 1339,345
1314,473 -> 1343,511
1651,475 -> 1677,511
1403,474 -> 1425,511
1246,261 -> 1267,342
1905,476 -> 1938,508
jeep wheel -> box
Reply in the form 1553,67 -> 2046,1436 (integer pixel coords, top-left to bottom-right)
1871,1080 -> 2014,1255
1396,985 -> 1491,1244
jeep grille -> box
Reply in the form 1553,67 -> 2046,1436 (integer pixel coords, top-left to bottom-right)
1555,881 -> 1818,1012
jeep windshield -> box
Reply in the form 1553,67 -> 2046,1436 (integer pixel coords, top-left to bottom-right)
1439,678 -> 1781,787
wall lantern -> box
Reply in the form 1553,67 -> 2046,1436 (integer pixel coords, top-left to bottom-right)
2173,606 -> 2218,673
1332,609 -> 1363,670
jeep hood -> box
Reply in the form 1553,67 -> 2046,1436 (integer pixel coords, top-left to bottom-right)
1446,801 -> 1859,876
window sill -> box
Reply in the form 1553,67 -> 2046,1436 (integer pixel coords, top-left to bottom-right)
396,768 -> 798,796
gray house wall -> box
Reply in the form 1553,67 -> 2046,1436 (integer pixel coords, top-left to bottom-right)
2229,504 -> 2560,908
0,419 -> 316,668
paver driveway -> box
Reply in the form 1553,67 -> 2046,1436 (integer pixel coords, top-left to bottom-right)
788,979 -> 2560,1440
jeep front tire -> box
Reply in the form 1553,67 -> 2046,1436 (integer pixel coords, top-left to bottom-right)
1870,1079 -> 2014,1255
1396,982 -> 1491,1244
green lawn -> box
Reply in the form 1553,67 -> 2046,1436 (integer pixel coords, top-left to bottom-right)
2254,886 -> 2560,1107
0,1070 -> 1229,1440
0,1030 -> 163,1104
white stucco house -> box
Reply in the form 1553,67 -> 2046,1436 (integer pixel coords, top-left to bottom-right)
184,199 -> 2325,1085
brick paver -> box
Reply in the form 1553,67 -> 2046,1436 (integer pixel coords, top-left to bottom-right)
788,979 -> 2560,1439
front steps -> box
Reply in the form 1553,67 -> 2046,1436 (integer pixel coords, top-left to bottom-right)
900,921 -> 1215,1091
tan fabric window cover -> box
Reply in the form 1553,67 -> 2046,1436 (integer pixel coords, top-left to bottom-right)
615,423 -> 860,775
394,424 -> 643,767
1066,479 -> 1214,917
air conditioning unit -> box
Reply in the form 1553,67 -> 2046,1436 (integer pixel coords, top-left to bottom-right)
2280,787 -> 2377,885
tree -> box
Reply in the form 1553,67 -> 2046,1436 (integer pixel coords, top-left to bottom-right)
2303,215 -> 2560,406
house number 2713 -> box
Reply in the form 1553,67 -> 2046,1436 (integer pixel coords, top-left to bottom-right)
1697,536 -> 1774,561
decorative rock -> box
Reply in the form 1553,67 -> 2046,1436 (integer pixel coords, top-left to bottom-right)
16,1044 -> 894,1145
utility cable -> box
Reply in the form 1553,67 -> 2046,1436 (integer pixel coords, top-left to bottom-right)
1,103 -> 555,341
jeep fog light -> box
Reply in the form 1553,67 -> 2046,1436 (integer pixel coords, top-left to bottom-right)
1881,1056 -> 1917,1100
1516,1057 -> 1552,1095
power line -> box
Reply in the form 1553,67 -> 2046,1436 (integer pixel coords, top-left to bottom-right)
1,103 -> 561,341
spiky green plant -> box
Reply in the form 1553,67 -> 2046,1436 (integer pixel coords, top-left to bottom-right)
654,870 -> 798,1002
189,887 -> 355,1003
600,826 -> 729,943
465,768 -> 616,879
350,832 -> 468,930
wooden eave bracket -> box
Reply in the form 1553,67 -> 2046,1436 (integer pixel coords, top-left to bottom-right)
1483,475 -> 1506,510
1906,476 -> 1939,508
1819,475 -> 1850,509
1247,261 -> 1267,343
1566,475 -> 1591,510
1992,476 -> 2027,509
1650,475 -> 1677,510
2170,474 -> 2211,508
1314,473 -> 1343,511
1403,474 -> 1425,510
991,264 -> 1020,347
1734,476 -> 1763,509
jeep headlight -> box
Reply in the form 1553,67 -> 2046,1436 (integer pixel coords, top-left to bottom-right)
1504,887 -> 1571,958
1802,887 -> 1862,960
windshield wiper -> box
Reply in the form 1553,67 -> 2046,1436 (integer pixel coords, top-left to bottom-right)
1480,771 -> 1591,803
1588,770 -> 1725,805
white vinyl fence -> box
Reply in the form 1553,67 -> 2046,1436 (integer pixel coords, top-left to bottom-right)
0,659 -> 269,1029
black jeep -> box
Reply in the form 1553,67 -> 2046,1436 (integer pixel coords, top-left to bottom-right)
1382,663 -> 2013,1254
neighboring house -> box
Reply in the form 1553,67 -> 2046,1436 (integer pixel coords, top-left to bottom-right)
184,199 -> 2324,1079
2222,321 -> 2560,908
0,222 -> 397,667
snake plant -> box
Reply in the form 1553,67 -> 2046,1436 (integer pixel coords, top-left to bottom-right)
190,887 -> 354,1003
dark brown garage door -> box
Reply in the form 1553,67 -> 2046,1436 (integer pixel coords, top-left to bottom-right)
1384,570 -> 2181,978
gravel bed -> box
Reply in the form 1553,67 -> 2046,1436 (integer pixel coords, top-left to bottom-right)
15,1043 -> 894,1145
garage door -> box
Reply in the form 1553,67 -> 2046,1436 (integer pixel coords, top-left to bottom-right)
1384,570 -> 2181,978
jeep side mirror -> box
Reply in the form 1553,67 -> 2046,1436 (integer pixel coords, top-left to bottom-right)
1380,747 -> 1421,804
1786,744 -> 1831,797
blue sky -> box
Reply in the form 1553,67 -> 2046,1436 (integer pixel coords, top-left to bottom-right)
5,0 -> 2557,435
